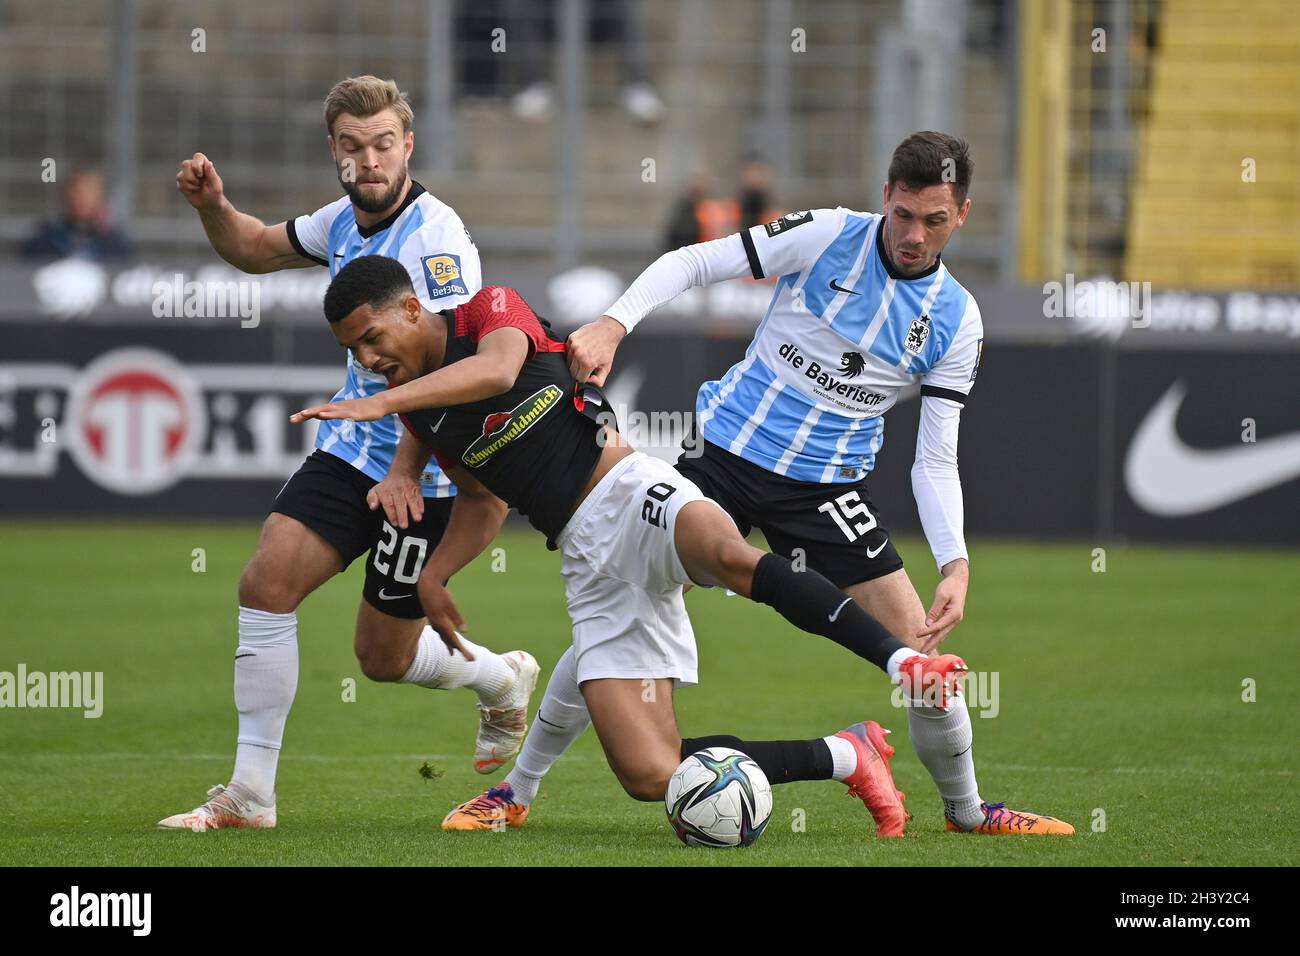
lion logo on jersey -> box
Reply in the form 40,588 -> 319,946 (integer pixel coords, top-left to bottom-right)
905,314 -> 931,354
839,352 -> 866,378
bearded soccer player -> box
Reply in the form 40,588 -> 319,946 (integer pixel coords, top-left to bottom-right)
289,255 -> 978,837
454,131 -> 1074,835
159,77 -> 537,832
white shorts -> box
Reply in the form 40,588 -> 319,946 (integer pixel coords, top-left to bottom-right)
557,452 -> 723,686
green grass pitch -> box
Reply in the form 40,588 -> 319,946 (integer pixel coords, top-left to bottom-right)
1,521 -> 1296,866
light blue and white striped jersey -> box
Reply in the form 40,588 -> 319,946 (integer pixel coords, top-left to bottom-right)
287,181 -> 482,496
698,207 -> 983,483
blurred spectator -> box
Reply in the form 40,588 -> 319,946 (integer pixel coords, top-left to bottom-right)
663,172 -> 715,251
662,157 -> 783,252
506,0 -> 665,123
22,168 -> 132,262
456,0 -> 509,99
737,155 -> 779,229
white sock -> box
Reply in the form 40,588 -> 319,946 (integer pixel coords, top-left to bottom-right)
231,606 -> 298,801
398,626 -> 515,704
907,690 -> 984,828
822,735 -> 857,782
504,646 -> 590,805
886,645 -> 919,681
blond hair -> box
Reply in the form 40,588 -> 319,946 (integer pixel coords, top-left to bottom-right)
323,75 -> 414,136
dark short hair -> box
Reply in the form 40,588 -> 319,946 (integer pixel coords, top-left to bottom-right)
324,255 -> 414,324
887,131 -> 974,205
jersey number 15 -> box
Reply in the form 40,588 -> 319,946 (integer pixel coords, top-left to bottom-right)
818,491 -> 877,542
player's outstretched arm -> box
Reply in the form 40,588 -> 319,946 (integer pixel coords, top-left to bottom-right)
289,328 -> 531,424
568,210 -> 839,384
380,326 -> 530,415
417,466 -> 509,658
566,233 -> 756,384
175,152 -> 314,274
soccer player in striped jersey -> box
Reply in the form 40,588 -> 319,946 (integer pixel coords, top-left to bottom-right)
159,77 -> 536,832
449,131 -> 1072,835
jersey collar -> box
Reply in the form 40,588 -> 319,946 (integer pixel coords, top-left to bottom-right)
355,179 -> 426,239
875,215 -> 943,282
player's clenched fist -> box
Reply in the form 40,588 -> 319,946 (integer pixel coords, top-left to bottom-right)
566,314 -> 627,386
175,152 -> 225,210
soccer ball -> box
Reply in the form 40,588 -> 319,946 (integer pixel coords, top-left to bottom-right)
664,747 -> 773,847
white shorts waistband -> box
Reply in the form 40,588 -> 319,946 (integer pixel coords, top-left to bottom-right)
556,451 -> 647,552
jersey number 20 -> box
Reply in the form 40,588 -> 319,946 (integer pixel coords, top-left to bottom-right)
374,521 -> 428,584
641,482 -> 678,529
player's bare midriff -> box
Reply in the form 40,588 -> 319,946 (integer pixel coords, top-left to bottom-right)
567,426 -> 634,520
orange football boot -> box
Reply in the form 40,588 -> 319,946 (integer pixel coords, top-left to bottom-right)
442,784 -> 530,831
946,801 -> 1075,835
897,654 -> 969,711
835,720 -> 909,837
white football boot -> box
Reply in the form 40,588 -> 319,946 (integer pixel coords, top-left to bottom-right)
157,782 -> 276,831
474,650 -> 540,774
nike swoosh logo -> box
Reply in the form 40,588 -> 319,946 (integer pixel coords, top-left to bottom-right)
866,537 -> 890,559
234,652 -> 256,660
828,597 -> 852,623
951,744 -> 972,759
378,589 -> 414,601
829,279 -> 860,295
1124,381 -> 1300,516
430,411 -> 448,433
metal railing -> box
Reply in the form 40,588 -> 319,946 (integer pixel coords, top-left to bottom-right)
0,0 -> 1014,276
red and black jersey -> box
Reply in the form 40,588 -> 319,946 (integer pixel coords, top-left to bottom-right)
399,286 -> 605,547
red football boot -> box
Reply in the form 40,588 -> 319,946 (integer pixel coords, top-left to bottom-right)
835,720 -> 908,837
897,653 -> 969,711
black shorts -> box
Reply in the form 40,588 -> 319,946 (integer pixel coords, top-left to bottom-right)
675,440 -> 903,589
271,450 -> 456,619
